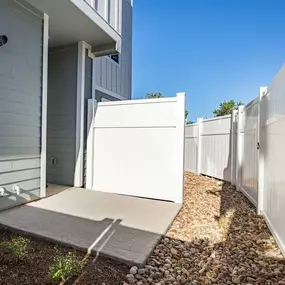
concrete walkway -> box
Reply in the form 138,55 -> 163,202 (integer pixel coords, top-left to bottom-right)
0,188 -> 181,265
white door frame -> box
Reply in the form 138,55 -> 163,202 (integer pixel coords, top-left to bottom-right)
74,41 -> 95,187
40,13 -> 49,198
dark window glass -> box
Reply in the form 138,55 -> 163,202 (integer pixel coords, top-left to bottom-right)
110,54 -> 119,64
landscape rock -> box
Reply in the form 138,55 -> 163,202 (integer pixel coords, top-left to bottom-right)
130,266 -> 138,275
125,172 -> 285,285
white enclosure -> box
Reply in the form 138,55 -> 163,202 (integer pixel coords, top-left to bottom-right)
86,94 -> 185,203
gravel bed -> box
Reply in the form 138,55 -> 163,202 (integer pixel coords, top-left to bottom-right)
126,172 -> 285,285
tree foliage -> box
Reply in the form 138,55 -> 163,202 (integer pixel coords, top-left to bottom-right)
213,100 -> 243,117
146,92 -> 164,99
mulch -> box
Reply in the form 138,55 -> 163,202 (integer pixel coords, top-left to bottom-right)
0,231 -> 129,285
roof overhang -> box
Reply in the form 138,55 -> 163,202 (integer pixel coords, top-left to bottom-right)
24,0 -> 121,55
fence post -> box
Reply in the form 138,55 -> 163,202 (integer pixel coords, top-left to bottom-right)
176,92 -> 186,204
257,87 -> 267,214
236,105 -> 244,191
196,118 -> 203,174
231,110 -> 237,185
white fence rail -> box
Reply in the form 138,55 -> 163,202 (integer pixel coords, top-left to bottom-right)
185,64 -> 285,256
87,93 -> 186,203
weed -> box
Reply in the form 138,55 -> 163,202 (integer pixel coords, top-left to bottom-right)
0,236 -> 30,259
48,252 -> 85,284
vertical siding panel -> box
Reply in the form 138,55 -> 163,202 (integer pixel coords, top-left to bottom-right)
93,0 -> 132,99
95,58 -> 102,86
106,59 -> 112,90
101,57 -> 107,89
117,64 -> 121,95
111,64 -> 117,92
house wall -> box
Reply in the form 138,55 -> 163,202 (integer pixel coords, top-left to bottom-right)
47,45 -> 78,186
94,0 -> 132,99
0,0 -> 43,210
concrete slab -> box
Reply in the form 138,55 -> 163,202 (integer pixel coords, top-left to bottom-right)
0,188 -> 181,265
46,184 -> 70,197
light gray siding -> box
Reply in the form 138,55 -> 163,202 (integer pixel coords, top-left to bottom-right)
94,0 -> 132,99
0,0 -> 43,210
47,45 -> 78,186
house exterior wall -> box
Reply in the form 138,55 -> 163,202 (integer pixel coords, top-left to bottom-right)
47,45 -> 78,186
94,0 -> 132,99
0,0 -> 43,210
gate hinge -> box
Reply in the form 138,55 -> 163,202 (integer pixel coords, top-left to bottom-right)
257,142 -> 260,150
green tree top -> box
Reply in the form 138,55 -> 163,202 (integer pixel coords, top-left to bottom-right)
146,92 -> 164,99
213,100 -> 243,117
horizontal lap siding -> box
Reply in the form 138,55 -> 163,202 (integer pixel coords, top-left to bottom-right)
0,0 -> 42,210
46,45 -> 78,186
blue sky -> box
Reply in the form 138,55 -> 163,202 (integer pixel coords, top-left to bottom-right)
132,0 -> 285,122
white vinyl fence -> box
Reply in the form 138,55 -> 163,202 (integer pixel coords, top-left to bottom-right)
184,115 -> 232,181
86,93 -> 186,203
185,64 -> 285,256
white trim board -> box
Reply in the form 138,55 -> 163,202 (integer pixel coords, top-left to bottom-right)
40,14 -> 49,198
74,41 -> 86,187
74,41 -> 96,187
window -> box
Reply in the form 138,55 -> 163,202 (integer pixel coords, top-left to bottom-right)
109,54 -> 119,64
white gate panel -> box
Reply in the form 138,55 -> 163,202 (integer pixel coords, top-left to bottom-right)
87,94 -> 185,203
240,98 -> 259,205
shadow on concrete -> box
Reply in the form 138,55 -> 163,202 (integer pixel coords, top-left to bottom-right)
0,188 -> 180,266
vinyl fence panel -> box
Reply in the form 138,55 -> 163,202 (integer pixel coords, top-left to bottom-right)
200,116 -> 232,181
184,64 -> 285,256
184,124 -> 198,173
86,94 -> 186,203
240,98 -> 259,205
261,66 -> 285,256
